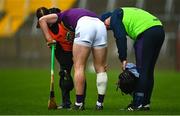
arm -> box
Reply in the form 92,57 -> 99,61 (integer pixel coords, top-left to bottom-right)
39,14 -> 58,43
110,8 -> 127,69
110,8 -> 128,70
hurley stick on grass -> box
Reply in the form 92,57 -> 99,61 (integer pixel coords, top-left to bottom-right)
48,44 -> 57,110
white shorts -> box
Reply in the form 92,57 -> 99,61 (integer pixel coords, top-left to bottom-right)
74,16 -> 107,48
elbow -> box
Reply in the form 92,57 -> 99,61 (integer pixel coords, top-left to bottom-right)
38,17 -> 46,26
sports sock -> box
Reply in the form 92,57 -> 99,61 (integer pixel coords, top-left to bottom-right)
76,95 -> 83,104
97,94 -> 105,103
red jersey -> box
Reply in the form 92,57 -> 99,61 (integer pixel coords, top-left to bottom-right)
48,23 -> 73,51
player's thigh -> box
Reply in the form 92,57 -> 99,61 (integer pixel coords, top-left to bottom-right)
92,21 -> 107,72
73,44 -> 91,71
55,43 -> 73,70
92,47 -> 107,73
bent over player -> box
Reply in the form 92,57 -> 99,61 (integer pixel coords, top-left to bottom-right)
38,8 -> 108,110
36,7 -> 74,109
101,7 -> 165,111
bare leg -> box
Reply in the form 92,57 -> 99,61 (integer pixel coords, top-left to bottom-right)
92,47 -> 108,109
92,47 -> 107,73
73,44 -> 91,100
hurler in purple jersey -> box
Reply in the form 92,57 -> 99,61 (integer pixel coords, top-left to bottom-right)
38,8 -> 108,110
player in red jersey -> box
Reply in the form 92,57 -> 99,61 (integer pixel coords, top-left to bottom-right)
36,7 -> 85,109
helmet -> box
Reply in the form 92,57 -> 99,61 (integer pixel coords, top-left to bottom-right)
117,70 -> 138,94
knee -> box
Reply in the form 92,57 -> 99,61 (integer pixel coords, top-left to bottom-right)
95,65 -> 107,73
59,70 -> 74,91
59,70 -> 66,79
96,68 -> 107,73
74,66 -> 85,77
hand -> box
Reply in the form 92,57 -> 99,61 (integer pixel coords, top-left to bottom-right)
122,60 -> 127,71
47,39 -> 56,47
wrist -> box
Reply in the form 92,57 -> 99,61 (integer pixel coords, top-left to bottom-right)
47,38 -> 53,42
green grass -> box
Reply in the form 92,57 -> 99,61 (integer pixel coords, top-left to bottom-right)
0,68 -> 180,115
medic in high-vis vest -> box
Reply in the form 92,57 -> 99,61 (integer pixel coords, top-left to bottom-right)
101,7 -> 165,111
36,7 -> 74,109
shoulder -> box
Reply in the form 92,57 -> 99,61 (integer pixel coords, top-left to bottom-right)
112,8 -> 123,14
111,8 -> 123,25
111,8 -> 123,21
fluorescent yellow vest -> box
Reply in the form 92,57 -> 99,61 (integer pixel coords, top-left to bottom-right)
122,7 -> 162,40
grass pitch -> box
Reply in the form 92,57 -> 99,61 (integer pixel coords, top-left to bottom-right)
0,68 -> 180,115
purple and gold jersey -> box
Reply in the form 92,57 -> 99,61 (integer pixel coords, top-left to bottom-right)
57,8 -> 98,31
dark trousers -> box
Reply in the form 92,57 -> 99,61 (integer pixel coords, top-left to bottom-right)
55,43 -> 73,72
55,43 -> 73,105
134,26 -> 165,105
